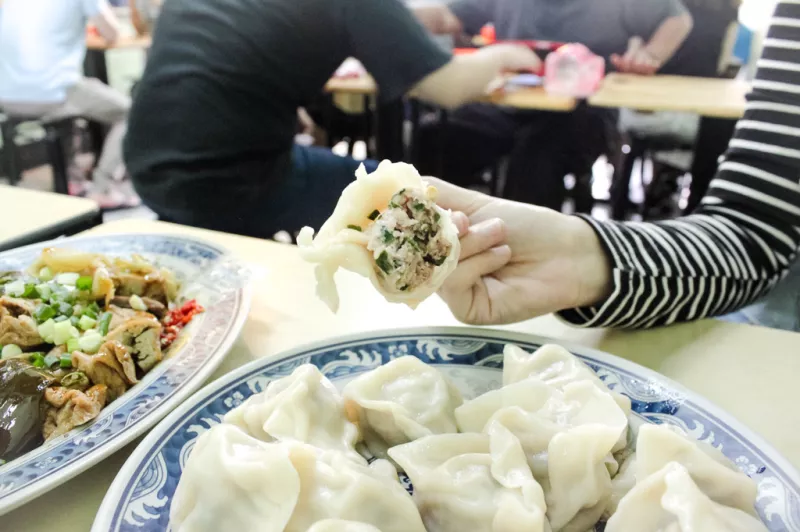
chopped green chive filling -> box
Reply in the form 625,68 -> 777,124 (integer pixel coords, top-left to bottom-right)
368,210 -> 381,221
347,225 -> 362,232
376,251 -> 394,274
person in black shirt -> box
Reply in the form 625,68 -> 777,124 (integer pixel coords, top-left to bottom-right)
124,0 -> 539,238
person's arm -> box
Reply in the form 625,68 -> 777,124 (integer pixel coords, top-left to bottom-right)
343,0 -> 539,107
410,44 -> 541,109
613,0 -> 693,74
86,0 -> 122,43
561,0 -> 800,328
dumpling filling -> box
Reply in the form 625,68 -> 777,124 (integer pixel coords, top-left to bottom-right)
366,188 -> 452,293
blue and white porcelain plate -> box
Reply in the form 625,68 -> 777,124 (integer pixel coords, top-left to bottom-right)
94,328 -> 800,532
0,234 -> 252,515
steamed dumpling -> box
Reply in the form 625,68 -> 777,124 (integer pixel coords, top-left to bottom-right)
457,379 -> 628,531
170,424 -> 426,532
503,344 -> 631,415
307,521 -> 382,532
224,364 -> 361,461
388,422 -> 550,532
298,161 -> 460,312
605,462 -> 768,532
169,424 -> 301,532
342,356 -> 463,458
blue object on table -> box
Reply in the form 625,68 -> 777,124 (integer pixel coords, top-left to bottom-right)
733,23 -> 753,65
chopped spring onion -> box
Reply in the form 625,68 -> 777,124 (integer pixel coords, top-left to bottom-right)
43,353 -> 60,368
38,267 -> 53,281
433,212 -> 441,223
33,304 -> 57,324
1,344 -> 22,358
29,353 -> 45,368
98,312 -> 113,336
60,355 -> 73,368
20,283 -> 39,299
55,273 -> 80,286
78,315 -> 97,331
129,294 -> 147,311
4,280 -> 24,297
54,315 -> 68,323
382,229 -> 395,244
57,301 -> 74,317
52,320 -> 79,346
66,337 -> 80,354
412,201 -> 425,211
82,302 -> 100,319
347,225 -> 362,232
61,371 -> 89,390
376,251 -> 394,274
75,276 -> 93,291
35,283 -> 52,301
38,319 -> 56,343
368,209 -> 381,221
78,332 -> 104,354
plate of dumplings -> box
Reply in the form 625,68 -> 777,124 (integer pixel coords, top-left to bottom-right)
93,328 -> 800,532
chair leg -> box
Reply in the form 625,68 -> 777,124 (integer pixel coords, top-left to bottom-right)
1,119 -> 22,185
45,123 -> 70,194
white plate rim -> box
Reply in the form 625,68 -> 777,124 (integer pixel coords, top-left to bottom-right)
0,232 -> 253,515
92,325 -> 800,530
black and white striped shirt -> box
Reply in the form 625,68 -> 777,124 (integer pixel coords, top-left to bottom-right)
561,1 -> 800,329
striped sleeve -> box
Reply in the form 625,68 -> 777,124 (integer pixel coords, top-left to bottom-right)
560,1 -> 800,329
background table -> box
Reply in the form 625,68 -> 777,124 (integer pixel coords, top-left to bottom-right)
591,73 -> 750,217
485,85 -> 577,112
0,186 -> 101,252
5,218 -> 800,531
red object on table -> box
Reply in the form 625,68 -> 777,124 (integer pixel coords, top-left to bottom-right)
480,24 -> 496,45
161,299 -> 205,349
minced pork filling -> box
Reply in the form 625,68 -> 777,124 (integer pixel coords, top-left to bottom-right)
364,188 -> 452,292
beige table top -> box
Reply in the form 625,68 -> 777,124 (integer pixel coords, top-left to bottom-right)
484,85 -> 578,111
6,219 -> 800,530
324,75 -> 378,95
589,73 -> 749,119
86,34 -> 152,51
0,186 -> 100,249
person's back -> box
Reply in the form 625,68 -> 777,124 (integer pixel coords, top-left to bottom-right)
0,0 -> 91,103
125,0 -> 541,237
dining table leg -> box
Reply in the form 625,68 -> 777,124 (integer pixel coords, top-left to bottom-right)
375,99 -> 406,162
685,116 -> 736,214
82,50 -> 111,166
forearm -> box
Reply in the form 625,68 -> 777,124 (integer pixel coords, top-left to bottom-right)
92,4 -> 122,43
561,1 -> 800,329
643,13 -> 693,65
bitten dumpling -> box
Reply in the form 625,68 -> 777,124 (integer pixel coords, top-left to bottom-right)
388,422 -> 550,532
223,364 -> 361,462
605,462 -> 768,532
342,356 -> 462,459
298,161 -> 460,312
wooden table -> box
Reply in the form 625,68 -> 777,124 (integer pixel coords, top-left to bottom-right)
0,186 -> 101,252
324,75 -> 377,95
592,73 -> 750,218
5,218 -> 800,531
485,86 -> 577,112
589,73 -> 748,119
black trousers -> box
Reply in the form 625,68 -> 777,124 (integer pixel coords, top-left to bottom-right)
415,103 -> 618,211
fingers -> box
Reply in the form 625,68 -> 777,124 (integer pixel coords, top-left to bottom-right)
427,177 -> 489,214
441,245 -> 512,296
451,211 -> 469,237
459,218 -> 506,260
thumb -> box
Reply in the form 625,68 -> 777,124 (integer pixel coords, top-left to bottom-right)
425,176 -> 491,215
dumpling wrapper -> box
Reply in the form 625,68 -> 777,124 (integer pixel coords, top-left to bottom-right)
298,161 -> 460,312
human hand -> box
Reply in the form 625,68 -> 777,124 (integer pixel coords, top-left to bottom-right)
610,37 -> 662,76
431,178 -> 612,325
411,4 -> 463,36
484,43 -> 543,74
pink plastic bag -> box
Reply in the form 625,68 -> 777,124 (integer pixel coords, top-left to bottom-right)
544,43 -> 606,98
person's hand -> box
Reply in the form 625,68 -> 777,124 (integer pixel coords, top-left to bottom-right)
432,178 -> 612,325
411,4 -> 463,36
484,43 -> 542,74
610,37 -> 662,76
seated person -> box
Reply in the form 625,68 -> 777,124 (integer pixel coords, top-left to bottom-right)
123,0 -> 540,238
0,0 -> 131,204
413,0 -> 693,212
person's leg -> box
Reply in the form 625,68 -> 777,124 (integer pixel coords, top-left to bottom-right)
49,78 -> 131,186
415,104 -> 518,187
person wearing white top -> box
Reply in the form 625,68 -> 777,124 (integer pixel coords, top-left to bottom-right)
0,0 -> 130,199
